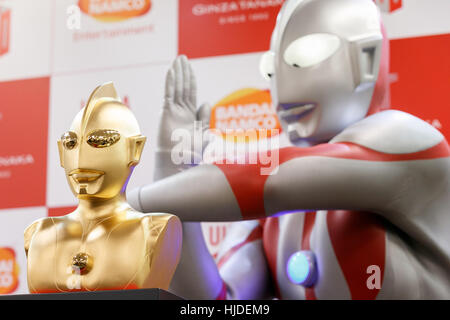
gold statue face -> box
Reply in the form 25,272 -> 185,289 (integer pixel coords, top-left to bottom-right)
57,82 -> 146,200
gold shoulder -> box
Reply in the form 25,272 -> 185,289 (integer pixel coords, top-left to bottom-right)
24,218 -> 45,257
140,214 -> 182,290
24,217 -> 65,256
141,213 -> 180,234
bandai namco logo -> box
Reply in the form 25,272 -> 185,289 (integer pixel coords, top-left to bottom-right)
0,247 -> 20,294
210,88 -> 281,142
78,0 -> 152,22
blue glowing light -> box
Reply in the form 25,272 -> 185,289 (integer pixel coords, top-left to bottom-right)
287,251 -> 314,285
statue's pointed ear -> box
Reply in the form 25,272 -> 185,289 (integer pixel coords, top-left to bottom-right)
128,135 -> 147,167
57,140 -> 64,168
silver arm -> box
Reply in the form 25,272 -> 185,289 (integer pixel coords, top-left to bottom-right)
129,147 -> 429,221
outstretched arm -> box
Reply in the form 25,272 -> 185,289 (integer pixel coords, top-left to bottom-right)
129,163 -> 242,221
129,140 -> 447,221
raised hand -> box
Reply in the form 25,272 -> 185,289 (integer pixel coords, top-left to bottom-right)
154,55 -> 211,181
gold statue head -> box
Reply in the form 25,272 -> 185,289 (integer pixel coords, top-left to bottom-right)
57,82 -> 146,200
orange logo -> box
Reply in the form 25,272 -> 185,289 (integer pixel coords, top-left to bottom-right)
78,0 -> 151,22
210,88 -> 281,142
0,248 -> 20,294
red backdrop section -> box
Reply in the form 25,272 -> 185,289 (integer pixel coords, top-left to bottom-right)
178,0 -> 284,58
0,77 -> 50,209
48,206 -> 77,217
390,33 -> 450,139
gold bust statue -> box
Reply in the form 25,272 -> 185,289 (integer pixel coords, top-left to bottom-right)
24,82 -> 181,293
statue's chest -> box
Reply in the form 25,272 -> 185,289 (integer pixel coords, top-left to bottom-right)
27,223 -> 149,292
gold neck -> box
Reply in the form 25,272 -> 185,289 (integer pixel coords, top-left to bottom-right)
75,193 -> 129,222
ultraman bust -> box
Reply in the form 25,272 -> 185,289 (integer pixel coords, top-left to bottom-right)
24,82 -> 182,293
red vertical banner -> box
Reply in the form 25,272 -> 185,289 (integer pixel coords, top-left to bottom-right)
389,0 -> 402,12
0,6 -> 11,56
178,0 -> 285,58
0,77 -> 50,209
389,34 -> 450,139
374,0 -> 402,13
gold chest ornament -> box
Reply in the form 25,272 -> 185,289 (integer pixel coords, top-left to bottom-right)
72,253 -> 93,274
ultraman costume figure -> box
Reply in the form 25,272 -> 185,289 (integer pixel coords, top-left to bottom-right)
129,0 -> 450,299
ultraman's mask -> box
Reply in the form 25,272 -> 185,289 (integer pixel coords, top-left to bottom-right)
57,83 -> 146,200
260,0 -> 389,144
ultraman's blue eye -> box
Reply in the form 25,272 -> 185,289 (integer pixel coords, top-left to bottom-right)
286,250 -> 317,287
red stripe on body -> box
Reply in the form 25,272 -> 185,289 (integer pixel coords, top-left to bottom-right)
262,217 -> 281,299
279,140 -> 449,163
215,160 -> 269,220
215,225 -> 263,300
301,212 -> 317,300
215,140 -> 449,220
215,281 -> 227,300
216,225 -> 263,269
301,213 -> 316,251
326,211 -> 386,300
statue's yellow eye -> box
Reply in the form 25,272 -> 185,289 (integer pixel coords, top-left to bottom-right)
86,129 -> 121,148
61,131 -> 78,150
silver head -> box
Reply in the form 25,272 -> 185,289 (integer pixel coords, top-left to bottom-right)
260,0 -> 390,145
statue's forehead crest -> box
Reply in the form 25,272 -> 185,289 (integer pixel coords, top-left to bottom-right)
81,82 -> 122,133
272,0 -> 306,47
